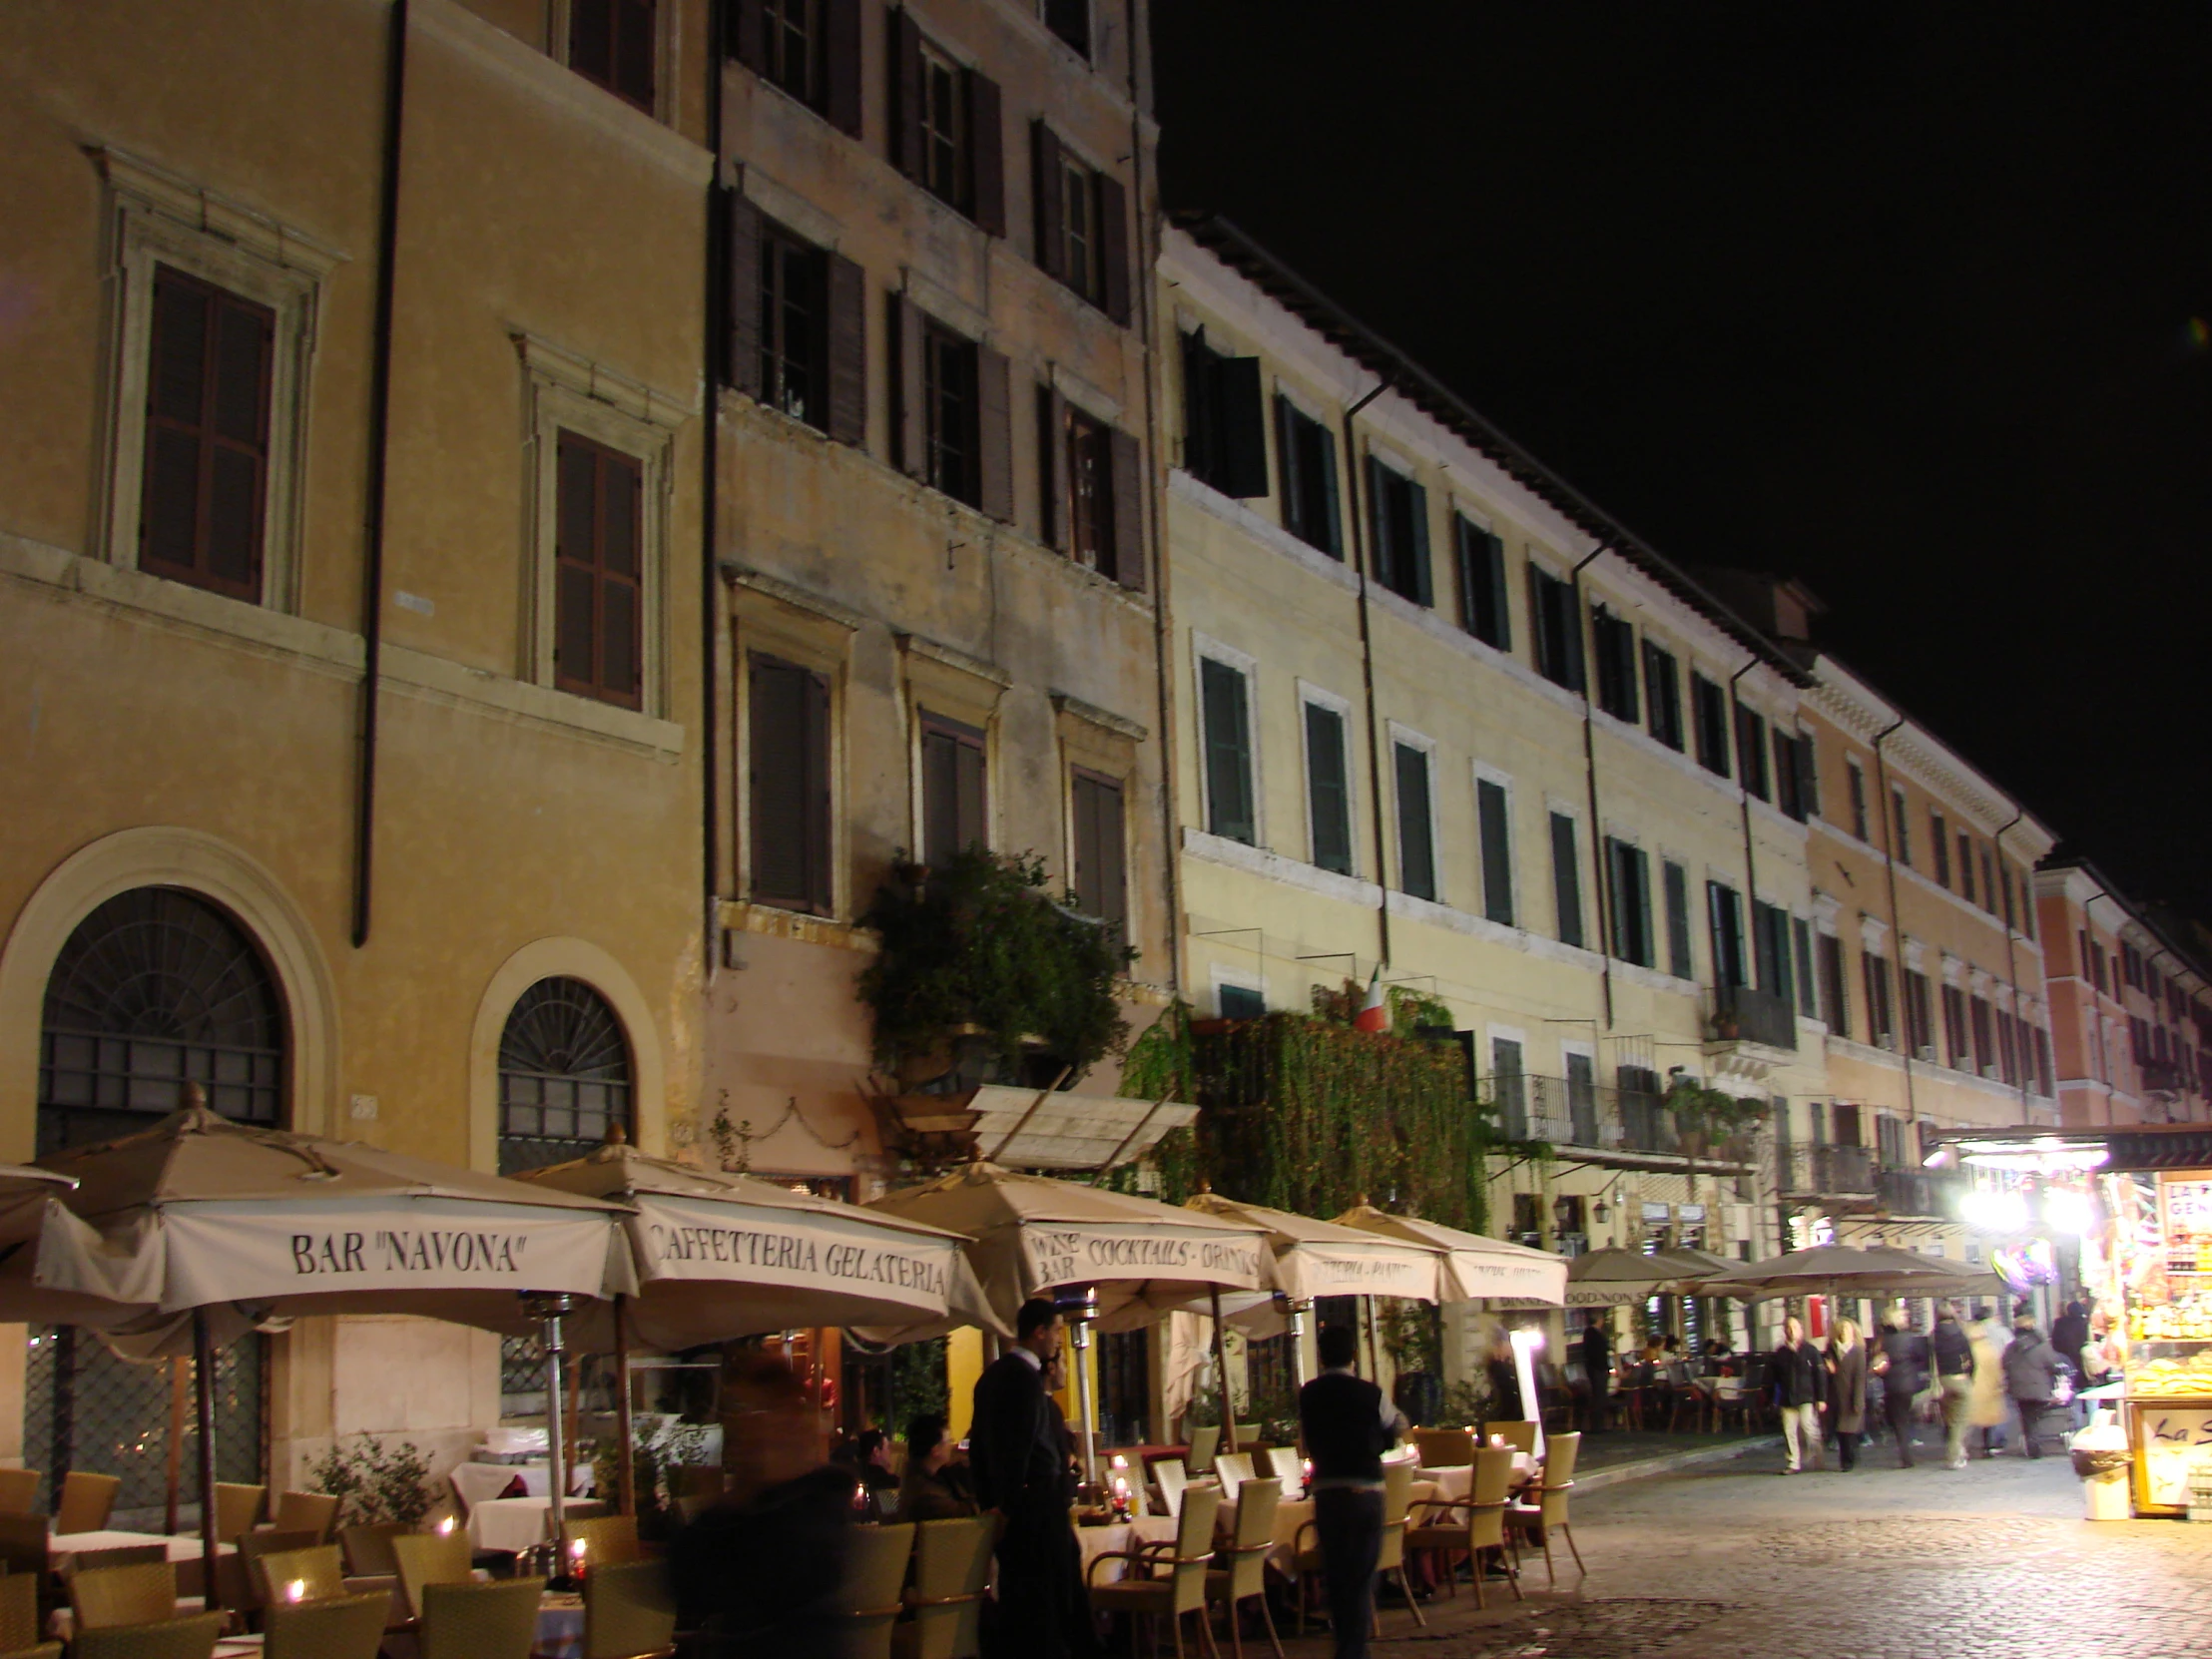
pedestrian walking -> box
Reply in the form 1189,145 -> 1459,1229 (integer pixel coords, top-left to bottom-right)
1828,1318 -> 1868,1471
1965,1305 -> 2011,1458
2002,1312 -> 2065,1459
1580,1317 -> 1612,1433
2051,1299 -> 2091,1381
970,1298 -> 1100,1659
1771,1315 -> 1830,1473
1486,1326 -> 1524,1421
1300,1321 -> 1409,1659
1875,1310 -> 1931,1467
1932,1303 -> 1977,1468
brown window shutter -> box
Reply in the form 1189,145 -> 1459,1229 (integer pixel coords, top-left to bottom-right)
824,0 -> 862,136
967,70 -> 1005,237
1108,426 -> 1143,590
749,654 -> 834,912
976,344 -> 1014,522
890,292 -> 925,478
1072,770 -> 1128,944
889,6 -> 923,178
1096,170 -> 1130,324
1036,382 -> 1067,550
142,267 -> 273,603
825,252 -> 867,447
729,0 -> 765,68
726,193 -> 764,397
1030,120 -> 1064,280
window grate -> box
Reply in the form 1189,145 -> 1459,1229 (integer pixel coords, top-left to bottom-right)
497,977 -> 632,1176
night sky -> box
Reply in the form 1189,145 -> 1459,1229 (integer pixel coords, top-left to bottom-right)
1151,6 -> 2212,928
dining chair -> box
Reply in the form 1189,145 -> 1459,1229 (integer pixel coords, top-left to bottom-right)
69,1560 -> 180,1631
0,1513 -> 47,1577
892,1514 -> 994,1659
1256,1448 -> 1302,1486
1404,1446 -> 1519,1610
838,1521 -> 914,1659
253,1543 -> 347,1605
211,1481 -> 266,1542
1412,1428 -> 1474,1468
70,1610 -> 227,1659
337,1520 -> 408,1577
1184,1423 -> 1221,1476
1232,1424 -> 1261,1450
1212,1453 -> 1253,1501
0,1569 -> 40,1651
1372,1460 -> 1424,1634
391,1528 -> 475,1620
583,1556 -> 678,1659
0,1471 -> 39,1517
65,1545 -> 167,1575
262,1590 -> 389,1659
1149,1457 -> 1189,1519
1085,1483 -> 1220,1659
230,1528 -> 319,1611
1481,1421 -> 1537,1455
54,1471 -> 122,1535
1505,1430 -> 1585,1587
418,1575 -> 545,1659
565,1512 -> 642,1567
271,1490 -> 340,1542
1202,1474 -> 1282,1659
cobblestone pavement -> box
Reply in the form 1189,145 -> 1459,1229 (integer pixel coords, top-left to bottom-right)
1257,1441 -> 2212,1659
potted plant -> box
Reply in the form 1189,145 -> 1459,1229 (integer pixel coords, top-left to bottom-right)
306,1434 -> 435,1530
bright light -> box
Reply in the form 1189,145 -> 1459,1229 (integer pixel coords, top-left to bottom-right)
1508,1328 -> 1545,1355
1962,1190 -> 2030,1233
283,1579 -> 305,1604
436,1515 -> 455,1535
2043,1189 -> 2095,1235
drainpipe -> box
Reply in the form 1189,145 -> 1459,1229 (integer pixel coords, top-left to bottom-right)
350,0 -> 410,948
1339,379 -> 1391,973
1991,808 -> 2028,1118
1869,719 -> 1917,1126
1570,548 -> 1612,1031
702,0 -> 726,977
2076,884 -> 2112,1125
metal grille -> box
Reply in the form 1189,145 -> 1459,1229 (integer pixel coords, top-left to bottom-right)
24,1328 -> 264,1531
38,886 -> 285,1152
497,977 -> 632,1176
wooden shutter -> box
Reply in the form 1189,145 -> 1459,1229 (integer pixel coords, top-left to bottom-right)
889,6 -> 923,178
1215,356 -> 1267,497
1072,770 -> 1127,942
1199,658 -> 1254,844
142,266 -> 274,602
1306,704 -> 1353,875
1036,384 -> 1067,550
1663,859 -> 1692,978
725,194 -> 764,397
1549,813 -> 1581,947
750,655 -> 832,911
920,716 -> 986,865
1404,477 -> 1432,607
1315,423 -> 1342,558
1030,121 -> 1064,280
1108,426 -> 1144,591
553,432 -> 642,710
825,252 -> 866,447
976,344 -> 1014,522
728,0 -> 765,68
1365,455 -> 1390,590
1476,779 -> 1513,925
890,292 -> 924,478
1394,745 -> 1434,901
1273,394 -> 1302,533
1097,168 -> 1130,323
968,70 -> 1005,236
824,0 -> 863,135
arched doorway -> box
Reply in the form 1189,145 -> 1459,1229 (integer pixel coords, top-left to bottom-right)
29,886 -> 278,1525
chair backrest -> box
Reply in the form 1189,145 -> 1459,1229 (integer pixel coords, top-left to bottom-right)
553,1501 -> 610,1526
1233,1423 -> 1260,1448
391,1529 -> 475,1620
71,1610 -> 227,1659
1376,1461 -> 1413,1571
1219,1476 -> 1277,1600
0,1470 -> 39,1517
211,1481 -> 266,1541
584,1557 -> 678,1659
903,1515 -> 995,1659
0,1569 -> 40,1652
338,1520 -> 408,1577
54,1470 -> 122,1534
67,1545 -> 168,1575
1482,1420 -> 1537,1454
70,1560 -> 179,1631
1459,1446 -> 1515,1551
255,1543 -> 348,1605
237,1530 -> 320,1609
272,1490 -> 340,1542
1164,1484 -> 1219,1617
1185,1423 -> 1220,1474
1412,1428 -> 1474,1468
263,1591 -> 390,1659
0,1513 -> 46,1577
838,1522 -> 913,1659
1150,1458 -> 1188,1518
1212,1452 -> 1252,1499
419,1576 -> 545,1659
565,1513 -> 642,1567
1536,1431 -> 1580,1525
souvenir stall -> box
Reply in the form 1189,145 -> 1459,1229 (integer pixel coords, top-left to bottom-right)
2084,1164 -> 2212,1515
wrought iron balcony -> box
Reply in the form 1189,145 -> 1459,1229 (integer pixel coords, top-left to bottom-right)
1783,1143 -> 1876,1197
1875,1164 -> 1965,1218
1710,983 -> 1798,1051
1484,1074 -> 1754,1164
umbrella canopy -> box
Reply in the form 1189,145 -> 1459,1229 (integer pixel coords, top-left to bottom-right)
1490,1245 -> 1712,1309
865,1161 -> 1270,1333
1701,1243 -> 1990,1303
513,1142 -> 1001,1347
1184,1192 -> 1444,1305
1332,1204 -> 1568,1307
25,1106 -> 629,1337
1850,1244 -> 2006,1301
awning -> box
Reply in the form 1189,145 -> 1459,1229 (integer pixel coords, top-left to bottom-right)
1332,1204 -> 1568,1307
870,1085 -> 1199,1171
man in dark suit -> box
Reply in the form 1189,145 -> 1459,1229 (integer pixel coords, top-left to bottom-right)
1579,1318 -> 1612,1432
1300,1322 -> 1406,1659
971,1297 -> 1097,1659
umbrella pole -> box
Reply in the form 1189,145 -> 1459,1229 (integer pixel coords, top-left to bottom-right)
1287,1299 -> 1311,1390
1363,1294 -> 1382,1383
193,1310 -> 220,1610
614,1293 -> 637,1518
1210,1287 -> 1237,1455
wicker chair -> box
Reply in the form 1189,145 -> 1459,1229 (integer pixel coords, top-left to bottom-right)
70,1561 -> 179,1631
1482,1421 -> 1537,1454
65,1545 -> 167,1575
1411,1428 -> 1474,1469
1211,1453 -> 1254,1501
54,1471 -> 122,1535
337,1520 -> 408,1577
1202,1474 -> 1283,1659
1149,1457 -> 1189,1518
262,1591 -> 389,1659
891,1514 -> 994,1659
1505,1430 -> 1585,1587
418,1576 -> 545,1659
1184,1423 -> 1221,1476
0,1570 -> 41,1651
211,1482 -> 266,1542
583,1557 -> 677,1659
1086,1484 -> 1220,1659
0,1471 -> 39,1516
0,1514 -> 46,1578
0,1644 -> 60,1659
837,1522 -> 913,1659
564,1512 -> 642,1566
1404,1445 -> 1519,1609
271,1491 -> 340,1543
253,1543 -> 347,1605
70,1611 -> 227,1659
228,1527 -> 319,1612
1372,1461 -> 1424,1633
391,1529 -> 474,1620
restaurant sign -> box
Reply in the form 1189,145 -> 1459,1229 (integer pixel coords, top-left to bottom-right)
634,1193 -> 954,1314
1020,1226 -> 1265,1294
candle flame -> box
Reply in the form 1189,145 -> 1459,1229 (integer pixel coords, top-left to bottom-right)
437,1515 -> 455,1535
283,1579 -> 306,1604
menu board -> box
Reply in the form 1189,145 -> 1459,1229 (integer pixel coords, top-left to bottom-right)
2162,1178 -> 2212,1274
2135,1404 -> 2212,1508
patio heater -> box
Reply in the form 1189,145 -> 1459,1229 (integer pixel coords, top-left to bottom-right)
522,1292 -> 580,1562
1056,1285 -> 1102,1487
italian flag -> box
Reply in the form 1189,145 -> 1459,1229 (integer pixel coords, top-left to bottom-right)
1354,967 -> 1389,1034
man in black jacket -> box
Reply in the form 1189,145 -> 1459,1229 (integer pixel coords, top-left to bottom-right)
1771,1315 -> 1830,1473
971,1298 -> 1096,1659
1876,1311 -> 1931,1467
1579,1319 -> 1612,1433
1300,1322 -> 1408,1659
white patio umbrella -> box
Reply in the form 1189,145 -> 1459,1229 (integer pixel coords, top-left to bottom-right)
867,1162 -> 1270,1480
1489,1245 -> 1722,1310
1700,1243 -> 1997,1303
1332,1203 -> 1569,1306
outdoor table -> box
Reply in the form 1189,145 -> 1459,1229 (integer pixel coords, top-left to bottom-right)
1074,1515 -> 1178,1584
451,1460 -> 595,1513
49,1528 -> 219,1566
469,1494 -> 582,1553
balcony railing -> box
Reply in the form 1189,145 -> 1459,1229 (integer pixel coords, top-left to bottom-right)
1484,1075 -> 1753,1162
1784,1143 -> 1876,1196
1876,1165 -> 1965,1218
1711,983 -> 1798,1050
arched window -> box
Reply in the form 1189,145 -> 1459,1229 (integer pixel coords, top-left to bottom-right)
38,885 -> 286,1155
497,976 -> 632,1175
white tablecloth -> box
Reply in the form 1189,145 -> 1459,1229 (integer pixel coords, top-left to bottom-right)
450,1461 -> 594,1513
50,1529 -> 218,1565
1075,1516 -> 1178,1585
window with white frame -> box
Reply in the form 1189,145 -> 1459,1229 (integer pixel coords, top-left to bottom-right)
1300,684 -> 1356,876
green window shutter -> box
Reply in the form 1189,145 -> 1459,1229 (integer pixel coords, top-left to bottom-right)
1550,813 -> 1583,948
1305,703 -> 1353,875
1200,657 -> 1255,844
1662,859 -> 1693,979
1476,779 -> 1514,926
1394,743 -> 1435,901
1405,478 -> 1432,607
